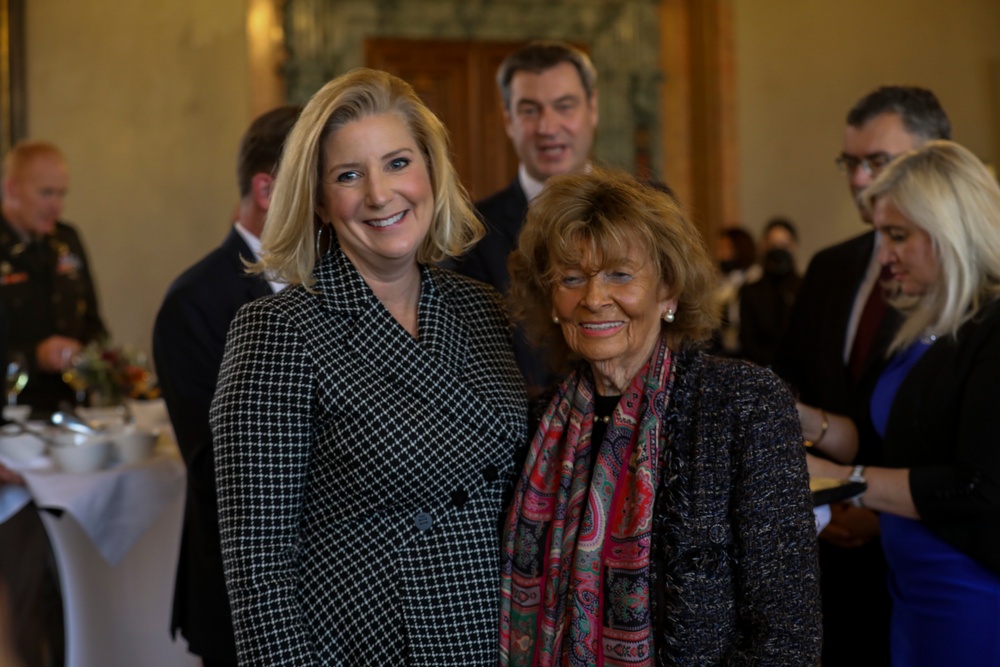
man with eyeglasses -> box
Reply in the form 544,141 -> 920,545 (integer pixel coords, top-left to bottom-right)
774,86 -> 951,666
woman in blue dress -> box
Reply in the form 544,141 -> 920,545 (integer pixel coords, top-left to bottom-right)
807,140 -> 1000,666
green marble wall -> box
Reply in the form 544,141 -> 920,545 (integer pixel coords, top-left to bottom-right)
283,0 -> 663,177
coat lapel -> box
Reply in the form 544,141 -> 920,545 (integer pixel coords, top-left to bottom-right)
314,245 -> 521,450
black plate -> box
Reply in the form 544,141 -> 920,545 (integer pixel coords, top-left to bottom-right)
811,478 -> 866,507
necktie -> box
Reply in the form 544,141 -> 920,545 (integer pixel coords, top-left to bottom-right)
848,265 -> 892,384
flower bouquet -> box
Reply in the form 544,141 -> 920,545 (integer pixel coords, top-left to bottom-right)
63,340 -> 160,407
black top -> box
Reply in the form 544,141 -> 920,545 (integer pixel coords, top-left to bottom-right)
591,393 -> 621,470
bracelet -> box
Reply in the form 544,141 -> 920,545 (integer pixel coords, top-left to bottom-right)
813,409 -> 829,447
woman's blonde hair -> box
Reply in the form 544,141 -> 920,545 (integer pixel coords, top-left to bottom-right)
862,140 -> 1000,351
255,68 -> 481,286
508,167 -> 719,371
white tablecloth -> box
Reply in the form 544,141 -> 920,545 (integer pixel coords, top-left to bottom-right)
1,440 -> 200,667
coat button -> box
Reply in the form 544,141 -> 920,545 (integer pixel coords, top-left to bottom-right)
414,512 -> 433,531
483,464 -> 499,482
709,524 -> 725,544
451,489 -> 468,508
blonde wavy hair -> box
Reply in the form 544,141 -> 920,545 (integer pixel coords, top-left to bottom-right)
508,167 -> 720,372
862,140 -> 1000,351
254,68 -> 481,286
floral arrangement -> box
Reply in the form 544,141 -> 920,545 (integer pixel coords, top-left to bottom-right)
63,340 -> 160,406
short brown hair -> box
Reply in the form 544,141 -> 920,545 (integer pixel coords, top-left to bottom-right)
496,41 -> 597,111
236,105 -> 302,198
509,167 -> 719,371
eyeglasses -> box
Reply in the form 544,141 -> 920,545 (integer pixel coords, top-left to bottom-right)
835,152 -> 894,177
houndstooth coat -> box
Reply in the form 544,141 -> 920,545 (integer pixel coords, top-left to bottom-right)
210,244 -> 527,665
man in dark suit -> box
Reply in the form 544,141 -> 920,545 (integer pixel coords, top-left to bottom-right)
450,41 -> 599,397
153,105 -> 300,667
774,86 -> 951,667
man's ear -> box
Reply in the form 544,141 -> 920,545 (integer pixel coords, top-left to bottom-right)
251,172 -> 275,211
503,108 -> 516,141
2,177 -> 16,203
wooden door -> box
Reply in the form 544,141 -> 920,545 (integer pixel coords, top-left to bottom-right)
366,38 -> 522,202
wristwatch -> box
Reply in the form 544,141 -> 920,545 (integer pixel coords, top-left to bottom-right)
848,465 -> 867,506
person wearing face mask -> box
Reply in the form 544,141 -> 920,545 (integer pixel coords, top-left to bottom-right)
738,218 -> 802,367
712,227 -> 757,357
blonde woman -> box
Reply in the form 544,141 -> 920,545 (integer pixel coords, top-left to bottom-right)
211,69 -> 526,665
808,140 -> 1000,665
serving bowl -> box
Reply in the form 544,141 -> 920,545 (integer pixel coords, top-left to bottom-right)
2,405 -> 31,423
75,406 -> 127,431
109,426 -> 158,465
125,398 -> 170,430
0,425 -> 46,462
49,434 -> 112,473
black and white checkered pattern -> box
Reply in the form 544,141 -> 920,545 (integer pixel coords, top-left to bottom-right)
211,244 -> 527,665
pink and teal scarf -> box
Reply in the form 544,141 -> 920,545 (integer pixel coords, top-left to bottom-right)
500,338 -> 674,667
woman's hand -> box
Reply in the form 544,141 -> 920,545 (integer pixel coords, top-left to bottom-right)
796,402 -> 858,464
805,453 -> 850,480
0,464 -> 24,486
806,453 -> 920,520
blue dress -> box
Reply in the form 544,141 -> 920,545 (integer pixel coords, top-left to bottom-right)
871,340 -> 1000,666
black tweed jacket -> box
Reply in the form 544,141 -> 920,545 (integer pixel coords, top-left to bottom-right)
211,244 -> 527,665
651,349 -> 821,665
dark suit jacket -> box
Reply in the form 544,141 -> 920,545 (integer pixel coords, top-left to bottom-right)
886,299 -> 1000,574
773,229 -> 900,667
211,244 -> 526,664
448,178 -> 558,395
153,227 -> 271,662
449,177 -> 527,293
773,230 -> 901,465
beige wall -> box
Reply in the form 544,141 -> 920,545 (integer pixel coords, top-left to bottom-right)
25,0 -> 251,353
22,0 -> 1000,353
734,0 -> 1000,264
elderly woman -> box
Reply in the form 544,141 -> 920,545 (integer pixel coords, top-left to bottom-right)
210,69 -> 527,664
501,168 -> 820,666
807,141 -> 1000,666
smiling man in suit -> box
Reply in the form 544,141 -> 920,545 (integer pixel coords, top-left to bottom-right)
774,86 -> 951,667
449,41 -> 599,398
153,105 -> 300,667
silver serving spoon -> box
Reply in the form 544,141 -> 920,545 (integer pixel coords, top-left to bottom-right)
50,411 -> 102,436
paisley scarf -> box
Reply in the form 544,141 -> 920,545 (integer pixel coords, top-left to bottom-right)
500,338 -> 674,667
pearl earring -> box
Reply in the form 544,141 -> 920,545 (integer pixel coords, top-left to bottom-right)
663,308 -> 676,323
552,316 -> 560,324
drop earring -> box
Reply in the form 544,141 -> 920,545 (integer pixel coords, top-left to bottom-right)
663,308 -> 676,323
315,224 -> 332,259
